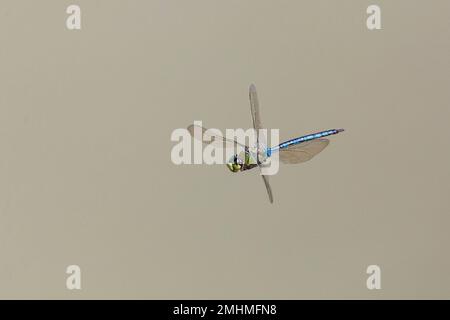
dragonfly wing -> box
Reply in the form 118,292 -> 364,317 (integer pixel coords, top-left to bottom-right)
261,175 -> 274,203
279,139 -> 330,164
250,85 -> 274,203
249,84 -> 267,162
187,124 -> 246,149
249,84 -> 262,133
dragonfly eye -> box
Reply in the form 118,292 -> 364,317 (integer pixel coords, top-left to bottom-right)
226,161 -> 241,172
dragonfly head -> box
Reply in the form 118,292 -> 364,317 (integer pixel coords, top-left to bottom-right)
226,154 -> 243,173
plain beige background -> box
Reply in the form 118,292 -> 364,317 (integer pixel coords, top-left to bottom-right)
1,0 -> 449,299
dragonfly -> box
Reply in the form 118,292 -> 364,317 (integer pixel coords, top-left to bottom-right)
187,84 -> 344,203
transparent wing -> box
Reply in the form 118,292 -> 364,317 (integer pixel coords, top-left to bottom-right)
249,84 -> 268,162
279,139 -> 330,164
249,84 -> 262,133
187,124 -> 247,148
250,85 -> 273,203
261,175 -> 273,204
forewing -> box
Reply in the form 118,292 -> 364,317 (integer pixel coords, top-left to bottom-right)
249,84 -> 267,162
187,124 -> 246,148
279,139 -> 330,164
249,84 -> 262,132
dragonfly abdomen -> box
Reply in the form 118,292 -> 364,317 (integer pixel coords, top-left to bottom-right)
269,128 -> 344,155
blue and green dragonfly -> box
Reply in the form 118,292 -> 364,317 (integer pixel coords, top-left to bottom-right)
188,84 -> 344,203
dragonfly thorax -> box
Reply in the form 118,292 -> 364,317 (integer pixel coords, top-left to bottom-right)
248,142 -> 269,165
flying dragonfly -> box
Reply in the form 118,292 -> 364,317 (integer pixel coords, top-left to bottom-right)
187,84 -> 344,203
